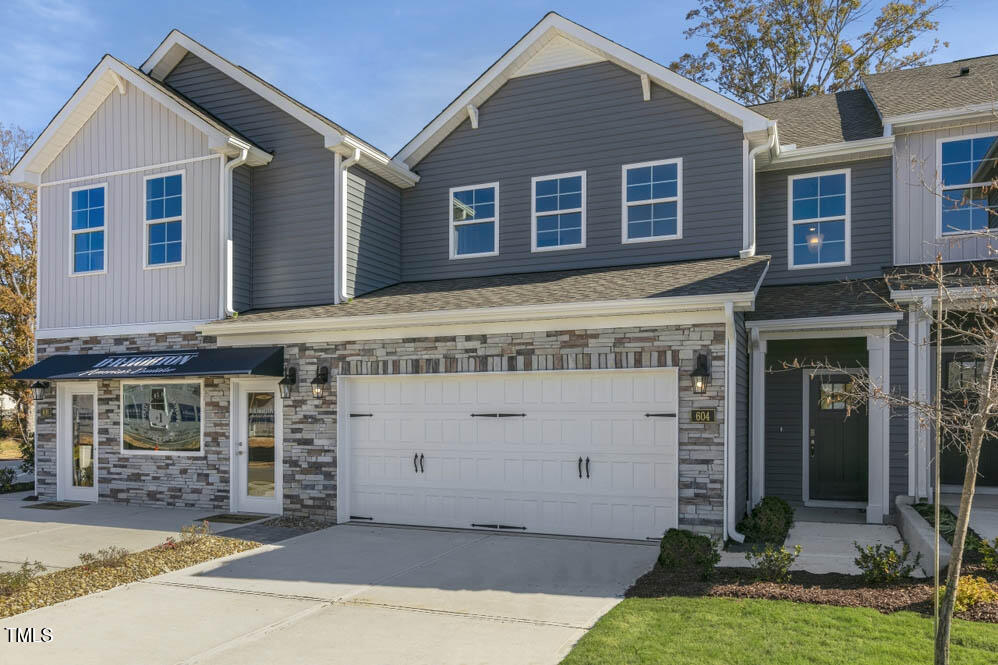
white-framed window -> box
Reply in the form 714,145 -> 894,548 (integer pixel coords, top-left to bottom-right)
120,380 -> 204,456
70,184 -> 106,275
531,171 -> 585,252
621,158 -> 682,243
449,182 -> 498,259
787,169 -> 850,269
144,171 -> 184,268
937,133 -> 998,236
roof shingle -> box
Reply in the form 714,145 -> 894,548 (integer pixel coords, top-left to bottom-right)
747,279 -> 894,321
750,89 -> 883,148
862,54 -> 998,118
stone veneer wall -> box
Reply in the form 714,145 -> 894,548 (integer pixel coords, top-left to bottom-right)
36,324 -> 727,534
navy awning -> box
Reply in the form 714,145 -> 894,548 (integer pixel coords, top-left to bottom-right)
13,347 -> 284,380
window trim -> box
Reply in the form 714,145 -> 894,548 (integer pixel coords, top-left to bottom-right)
620,157 -> 683,244
448,181 -> 499,260
935,131 -> 998,238
786,167 -> 852,271
143,170 -> 185,270
530,170 -> 587,253
68,182 -> 108,277
119,378 -> 205,456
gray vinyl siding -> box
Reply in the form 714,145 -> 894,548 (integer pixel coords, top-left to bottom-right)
346,166 -> 402,297
756,157 -> 893,285
232,165 -> 253,312
400,61 -> 744,281
889,315 -> 910,506
734,312 -> 749,520
165,53 -> 336,309
38,84 -> 220,330
893,120 -> 998,265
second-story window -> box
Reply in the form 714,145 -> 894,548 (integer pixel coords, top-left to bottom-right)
939,134 -> 998,235
145,172 -> 183,267
788,169 -> 850,269
449,183 -> 498,259
70,185 -> 106,274
532,171 -> 585,251
622,158 -> 682,243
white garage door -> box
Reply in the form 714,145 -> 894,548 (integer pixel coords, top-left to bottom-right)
343,368 -> 678,540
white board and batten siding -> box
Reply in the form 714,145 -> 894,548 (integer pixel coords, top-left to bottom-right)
894,119 -> 998,265
343,369 -> 679,541
38,81 -> 221,331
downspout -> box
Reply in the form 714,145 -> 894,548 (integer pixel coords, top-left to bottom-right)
221,142 -> 249,317
724,302 -> 745,543
739,127 -> 778,259
336,147 -> 361,303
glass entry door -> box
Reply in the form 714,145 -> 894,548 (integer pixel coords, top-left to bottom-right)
58,383 -> 98,501
233,380 -> 283,514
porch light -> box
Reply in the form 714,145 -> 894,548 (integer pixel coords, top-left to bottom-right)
691,353 -> 710,394
278,367 -> 297,399
311,366 -> 329,399
30,381 -> 50,401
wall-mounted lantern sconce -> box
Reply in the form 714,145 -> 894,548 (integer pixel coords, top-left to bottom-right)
30,381 -> 50,401
311,366 -> 329,399
691,353 -> 710,395
278,367 -> 297,399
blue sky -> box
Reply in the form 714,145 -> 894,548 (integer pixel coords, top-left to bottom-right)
0,0 -> 992,155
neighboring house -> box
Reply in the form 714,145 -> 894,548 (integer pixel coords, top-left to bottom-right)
8,13 -> 997,541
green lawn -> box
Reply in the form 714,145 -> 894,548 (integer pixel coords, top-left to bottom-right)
0,438 -> 21,460
560,597 -> 998,665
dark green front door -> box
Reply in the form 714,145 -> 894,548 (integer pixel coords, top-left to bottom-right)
809,374 -> 868,502
940,353 -> 998,487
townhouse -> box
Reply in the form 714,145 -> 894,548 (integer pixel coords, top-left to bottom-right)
9,13 -> 997,541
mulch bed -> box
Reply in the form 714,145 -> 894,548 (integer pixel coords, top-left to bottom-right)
260,516 -> 332,532
628,548 -> 998,623
0,533 -> 260,619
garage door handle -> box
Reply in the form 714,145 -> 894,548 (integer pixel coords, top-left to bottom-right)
585,457 -> 590,479
419,453 -> 425,473
414,453 -> 419,473
578,456 -> 583,478
645,413 -> 677,418
471,413 -> 526,418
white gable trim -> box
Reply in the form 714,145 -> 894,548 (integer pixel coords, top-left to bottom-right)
510,34 -> 605,78
395,13 -> 772,167
8,56 -> 271,188
141,31 -> 418,188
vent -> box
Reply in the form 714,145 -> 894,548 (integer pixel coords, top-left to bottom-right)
959,66 -> 971,77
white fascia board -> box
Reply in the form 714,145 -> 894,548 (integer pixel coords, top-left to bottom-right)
758,136 -> 894,171
142,31 -> 417,188
200,291 -> 759,337
885,103 -> 998,130
745,312 -> 904,332
395,13 -> 771,167
37,319 -> 215,340
889,286 -> 991,302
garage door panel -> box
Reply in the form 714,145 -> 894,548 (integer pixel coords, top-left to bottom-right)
346,369 -> 679,540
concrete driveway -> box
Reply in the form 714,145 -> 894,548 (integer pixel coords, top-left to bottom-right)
0,491 -> 245,573
0,524 -> 657,665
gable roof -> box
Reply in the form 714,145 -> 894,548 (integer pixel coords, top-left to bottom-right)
141,30 -> 418,188
750,89 -> 883,148
8,54 -> 271,188
394,12 -> 773,168
863,53 -> 998,124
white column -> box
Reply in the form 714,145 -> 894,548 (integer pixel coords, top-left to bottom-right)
749,331 -> 766,506
866,330 -> 891,524
915,297 -> 932,498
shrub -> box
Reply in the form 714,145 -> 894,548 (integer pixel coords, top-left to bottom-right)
0,467 -> 15,492
940,575 -> 998,613
980,538 -> 998,573
179,521 -> 212,546
737,497 -> 795,544
79,546 -> 130,569
658,528 -> 721,580
746,544 -> 801,583
0,560 -> 46,595
852,542 -> 921,584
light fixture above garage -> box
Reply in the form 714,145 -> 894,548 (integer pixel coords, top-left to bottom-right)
691,353 -> 710,394
278,367 -> 297,399
30,380 -> 50,401
311,366 -> 329,399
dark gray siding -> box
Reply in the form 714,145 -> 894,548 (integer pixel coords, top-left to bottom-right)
889,316 -> 909,507
734,312 -> 749,520
165,53 -> 336,309
756,157 -> 893,285
401,61 -> 745,282
232,165 -> 253,311
765,368 -> 804,502
346,166 -> 402,297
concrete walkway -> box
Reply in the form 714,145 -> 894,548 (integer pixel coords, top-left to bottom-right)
0,524 -> 657,665
0,491 -> 245,573
942,492 -> 998,544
